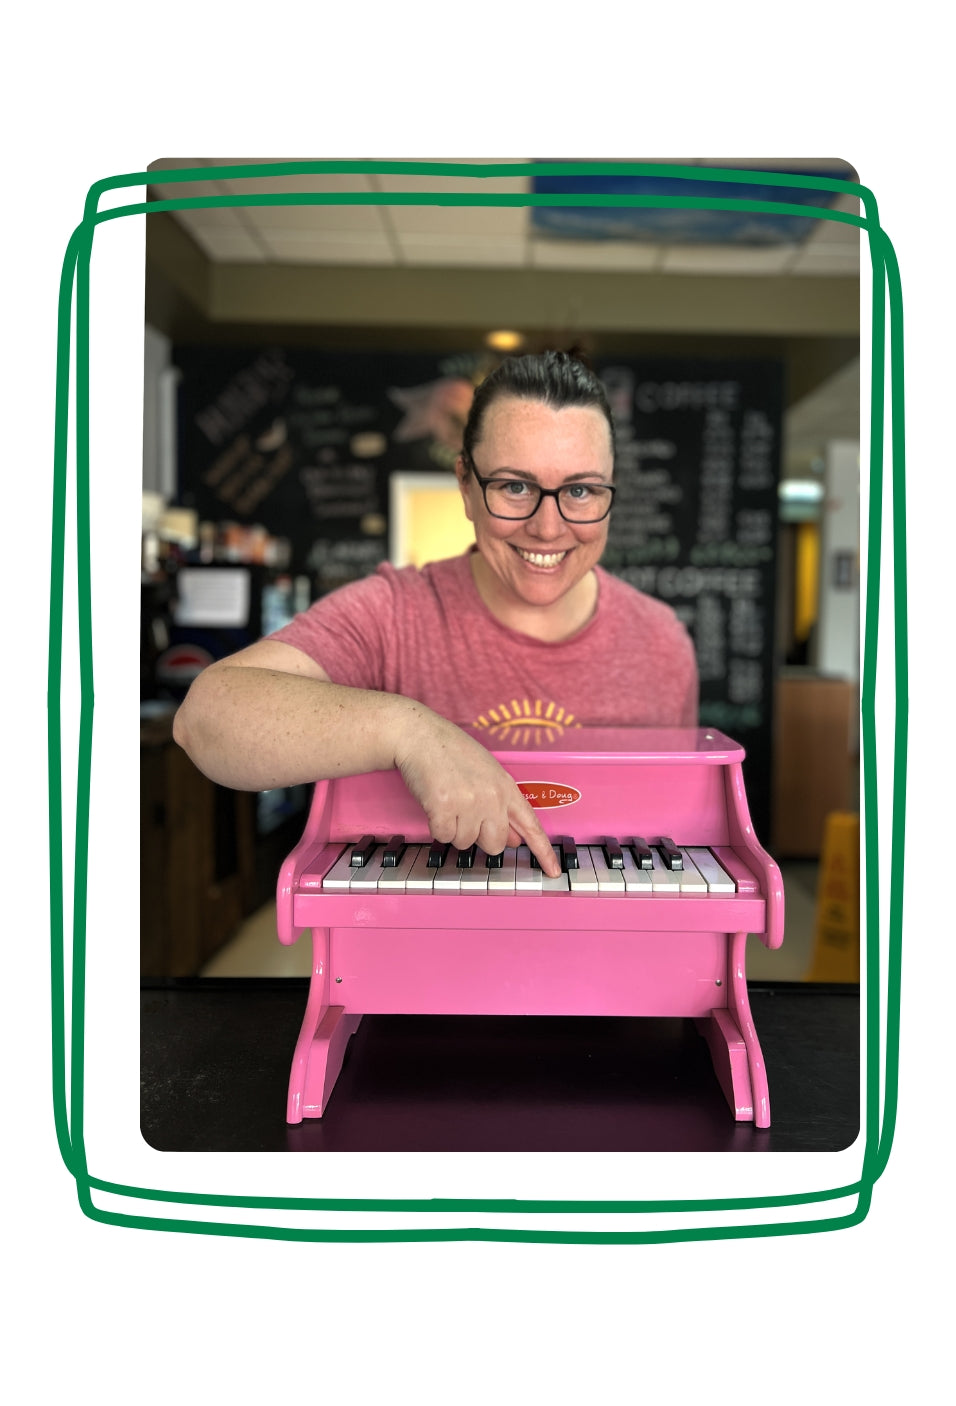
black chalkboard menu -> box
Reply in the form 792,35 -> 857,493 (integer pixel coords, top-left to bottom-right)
173,346 -> 782,840
173,346 -> 490,592
595,357 -> 784,840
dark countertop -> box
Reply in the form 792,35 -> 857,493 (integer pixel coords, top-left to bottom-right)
141,978 -> 859,1153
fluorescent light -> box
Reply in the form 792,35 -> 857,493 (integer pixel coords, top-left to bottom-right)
779,479 -> 824,503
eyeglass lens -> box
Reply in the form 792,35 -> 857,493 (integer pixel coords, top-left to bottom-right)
482,479 -> 613,522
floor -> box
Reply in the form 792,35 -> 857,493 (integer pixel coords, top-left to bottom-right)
201,859 -> 827,982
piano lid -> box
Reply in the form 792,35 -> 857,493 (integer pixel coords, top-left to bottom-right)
461,726 -> 746,765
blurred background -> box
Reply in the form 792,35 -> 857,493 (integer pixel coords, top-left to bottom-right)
140,157 -> 861,986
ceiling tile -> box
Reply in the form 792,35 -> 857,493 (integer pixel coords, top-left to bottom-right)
661,244 -> 795,274
217,168 -> 378,197
787,245 -> 861,275
384,203 -> 528,235
170,205 -> 254,233
397,234 -> 528,267
187,228 -> 269,261
800,211 -> 861,249
241,203 -> 390,233
257,231 -> 397,263
529,239 -> 661,271
371,158 -> 531,195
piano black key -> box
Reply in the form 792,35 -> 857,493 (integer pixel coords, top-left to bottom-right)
588,845 -> 625,890
457,843 -> 477,869
460,849 -> 490,891
620,848 -> 653,891
555,836 -> 579,870
626,836 -> 654,870
567,847 -> 598,891
349,834 -> 378,867
433,849 -> 464,890
381,834 -> 407,867
648,848 -> 682,893
377,844 -> 421,890
515,846 -> 542,890
426,839 -> 450,868
655,836 -> 683,871
488,847 -> 518,891
675,850 -> 707,893
485,851 -> 505,868
600,837 -> 624,869
407,846 -> 439,890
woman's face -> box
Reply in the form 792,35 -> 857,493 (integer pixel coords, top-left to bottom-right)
456,394 -> 614,624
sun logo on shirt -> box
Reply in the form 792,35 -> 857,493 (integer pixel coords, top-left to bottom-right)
471,698 -> 582,744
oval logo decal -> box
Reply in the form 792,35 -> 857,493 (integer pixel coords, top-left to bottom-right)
516,780 -> 581,809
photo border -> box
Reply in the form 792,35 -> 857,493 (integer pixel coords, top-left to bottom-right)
49,159 -> 904,1242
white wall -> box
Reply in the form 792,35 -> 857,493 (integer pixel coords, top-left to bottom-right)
142,324 -> 178,500
814,438 -> 860,681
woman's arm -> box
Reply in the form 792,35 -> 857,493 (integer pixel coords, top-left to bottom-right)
172,639 -> 560,874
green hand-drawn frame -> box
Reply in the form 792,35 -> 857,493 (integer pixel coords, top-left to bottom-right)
49,160 -> 905,1243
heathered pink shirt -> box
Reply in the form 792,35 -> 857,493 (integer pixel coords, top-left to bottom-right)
270,550 -> 698,743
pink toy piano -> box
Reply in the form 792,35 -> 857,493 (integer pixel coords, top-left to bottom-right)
276,727 -> 785,1127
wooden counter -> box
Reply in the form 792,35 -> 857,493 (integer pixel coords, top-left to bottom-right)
141,712 -> 258,976
772,673 -> 858,858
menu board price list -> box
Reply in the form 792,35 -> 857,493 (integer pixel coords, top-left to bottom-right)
598,358 -> 783,841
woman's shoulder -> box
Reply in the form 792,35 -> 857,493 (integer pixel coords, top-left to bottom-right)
333,553 -> 476,621
596,566 -> 683,627
375,552 -> 472,588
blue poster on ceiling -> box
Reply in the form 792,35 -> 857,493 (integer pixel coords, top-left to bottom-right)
530,161 -> 856,245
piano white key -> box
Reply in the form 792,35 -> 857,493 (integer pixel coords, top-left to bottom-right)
487,847 -> 518,892
587,845 -> 625,892
322,846 -> 364,890
405,846 -> 438,891
685,847 -> 737,894
676,849 -> 709,894
649,849 -> 682,894
620,848 -> 654,893
349,845 -> 388,890
376,844 -> 422,891
515,846 -> 543,892
541,870 -> 571,893
568,846 -> 599,892
433,848 -> 464,892
460,848 -> 490,892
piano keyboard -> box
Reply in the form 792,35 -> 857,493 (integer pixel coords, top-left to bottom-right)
318,838 -> 738,896
278,727 -> 785,1126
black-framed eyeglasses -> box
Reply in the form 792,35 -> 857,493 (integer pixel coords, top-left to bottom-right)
467,465 -> 616,524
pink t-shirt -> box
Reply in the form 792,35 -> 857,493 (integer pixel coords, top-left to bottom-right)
270,551 -> 698,743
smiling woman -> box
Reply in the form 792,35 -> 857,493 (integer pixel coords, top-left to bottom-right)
456,360 -> 617,641
172,351 -> 699,874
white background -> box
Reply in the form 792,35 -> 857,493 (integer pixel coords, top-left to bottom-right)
4,4 -> 949,1400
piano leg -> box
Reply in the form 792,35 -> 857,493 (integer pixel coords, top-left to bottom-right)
286,928 -> 362,1122
695,931 -> 772,1128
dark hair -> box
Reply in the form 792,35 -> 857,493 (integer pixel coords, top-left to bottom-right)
461,350 -> 616,469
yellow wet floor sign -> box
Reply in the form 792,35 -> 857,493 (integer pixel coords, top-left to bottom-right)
805,812 -> 860,983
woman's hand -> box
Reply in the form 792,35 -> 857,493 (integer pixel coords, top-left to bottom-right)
394,708 -> 561,877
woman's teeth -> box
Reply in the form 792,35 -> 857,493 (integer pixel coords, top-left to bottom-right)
515,548 -> 568,567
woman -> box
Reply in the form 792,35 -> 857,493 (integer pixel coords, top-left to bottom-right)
173,351 -> 698,876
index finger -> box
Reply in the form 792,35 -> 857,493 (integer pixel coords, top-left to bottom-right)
508,795 -> 561,878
